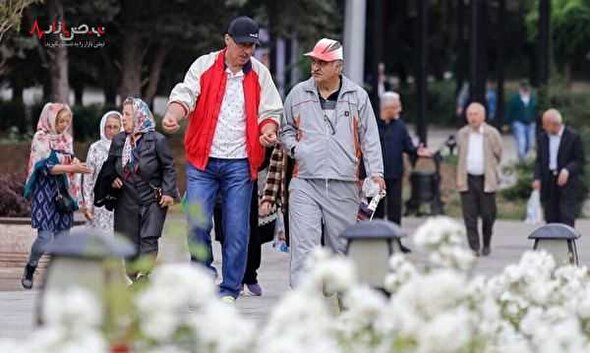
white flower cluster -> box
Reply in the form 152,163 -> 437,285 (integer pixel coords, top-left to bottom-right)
261,217 -> 590,353
135,263 -> 255,353
0,288 -> 107,353
300,248 -> 358,295
5,217 -> 590,353
413,216 -> 476,271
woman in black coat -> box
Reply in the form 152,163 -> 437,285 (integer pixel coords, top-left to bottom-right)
109,97 -> 178,281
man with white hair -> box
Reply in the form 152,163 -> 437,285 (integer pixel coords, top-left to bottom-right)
280,38 -> 385,287
376,91 -> 431,252
533,109 -> 585,227
456,102 -> 503,256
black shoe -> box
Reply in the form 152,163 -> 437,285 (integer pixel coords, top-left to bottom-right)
482,246 -> 491,256
473,250 -> 481,257
400,243 -> 412,254
21,264 -> 36,290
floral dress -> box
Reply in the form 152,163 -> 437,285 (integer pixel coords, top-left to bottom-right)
82,111 -> 122,232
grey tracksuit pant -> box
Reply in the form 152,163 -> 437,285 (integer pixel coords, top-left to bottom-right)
288,177 -> 360,287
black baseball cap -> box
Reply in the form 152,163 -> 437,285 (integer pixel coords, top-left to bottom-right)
227,16 -> 260,45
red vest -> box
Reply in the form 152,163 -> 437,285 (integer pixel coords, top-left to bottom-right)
185,50 -> 264,179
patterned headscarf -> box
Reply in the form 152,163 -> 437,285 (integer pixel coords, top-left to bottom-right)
25,102 -> 80,201
121,97 -> 156,170
26,103 -> 73,182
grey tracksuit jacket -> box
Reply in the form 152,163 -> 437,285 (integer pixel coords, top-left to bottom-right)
280,76 -> 384,180
280,75 -> 384,287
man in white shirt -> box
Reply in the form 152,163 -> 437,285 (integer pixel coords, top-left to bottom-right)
533,109 -> 585,227
161,16 -> 283,302
456,103 -> 503,256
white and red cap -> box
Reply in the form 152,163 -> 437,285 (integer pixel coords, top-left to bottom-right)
304,38 -> 343,62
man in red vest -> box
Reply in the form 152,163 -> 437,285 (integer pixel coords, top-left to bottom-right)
162,16 -> 282,303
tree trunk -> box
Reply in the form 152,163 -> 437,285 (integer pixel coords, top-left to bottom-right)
10,76 -> 26,133
11,77 -> 23,105
46,0 -> 70,104
42,75 -> 51,102
142,44 -> 169,107
100,50 -> 117,106
118,30 -> 144,100
563,63 -> 572,88
73,82 -> 83,106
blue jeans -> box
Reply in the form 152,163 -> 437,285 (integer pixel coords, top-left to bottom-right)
28,228 -> 70,267
512,121 -> 536,161
186,159 -> 253,298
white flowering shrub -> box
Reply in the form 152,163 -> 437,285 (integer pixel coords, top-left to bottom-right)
0,288 -> 108,353
135,264 -> 255,353
259,217 -> 590,353
5,216 -> 590,353
413,216 -> 476,271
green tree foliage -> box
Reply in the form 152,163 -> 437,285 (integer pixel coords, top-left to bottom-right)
526,0 -> 590,81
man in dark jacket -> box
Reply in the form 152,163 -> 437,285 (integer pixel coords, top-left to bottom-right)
533,109 -> 585,227
376,92 -> 431,250
507,80 -> 538,161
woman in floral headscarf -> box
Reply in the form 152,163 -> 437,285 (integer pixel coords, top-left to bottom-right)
108,97 -> 178,281
22,103 -> 92,289
82,110 -> 122,231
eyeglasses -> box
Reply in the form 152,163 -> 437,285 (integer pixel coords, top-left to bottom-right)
324,114 -> 336,135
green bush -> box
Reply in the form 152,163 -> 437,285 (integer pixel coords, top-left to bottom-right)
29,102 -> 44,132
398,80 -> 457,127
501,159 -> 535,201
0,100 -> 27,134
72,104 -> 108,141
549,91 -> 590,128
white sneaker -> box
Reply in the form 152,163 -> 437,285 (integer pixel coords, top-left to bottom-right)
221,296 -> 236,304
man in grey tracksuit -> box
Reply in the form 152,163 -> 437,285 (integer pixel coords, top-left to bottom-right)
280,38 -> 385,287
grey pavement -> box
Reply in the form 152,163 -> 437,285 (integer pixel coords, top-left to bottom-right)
3,215 -> 590,339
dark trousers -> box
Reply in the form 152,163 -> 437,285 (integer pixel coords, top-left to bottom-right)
215,183 -> 261,285
460,175 -> 497,251
543,175 -> 576,227
374,178 -> 403,225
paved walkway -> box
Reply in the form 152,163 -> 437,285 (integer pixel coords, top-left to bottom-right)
2,215 -> 590,339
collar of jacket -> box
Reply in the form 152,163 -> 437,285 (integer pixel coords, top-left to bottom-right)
301,74 -> 357,99
126,131 -> 156,156
460,122 -> 492,136
219,48 -> 253,74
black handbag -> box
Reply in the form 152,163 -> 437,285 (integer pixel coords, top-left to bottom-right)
94,155 -> 120,211
54,182 -> 78,213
